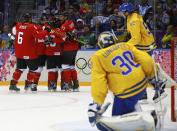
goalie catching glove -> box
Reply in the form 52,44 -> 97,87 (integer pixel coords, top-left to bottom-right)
88,102 -> 111,127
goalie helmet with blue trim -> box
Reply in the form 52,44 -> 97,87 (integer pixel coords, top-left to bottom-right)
97,31 -> 117,48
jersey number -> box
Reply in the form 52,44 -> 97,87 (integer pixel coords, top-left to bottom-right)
112,51 -> 139,75
17,32 -> 23,44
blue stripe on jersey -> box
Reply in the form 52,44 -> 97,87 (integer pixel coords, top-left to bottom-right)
116,77 -> 148,97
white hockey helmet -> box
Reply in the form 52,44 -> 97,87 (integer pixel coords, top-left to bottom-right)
97,31 -> 118,48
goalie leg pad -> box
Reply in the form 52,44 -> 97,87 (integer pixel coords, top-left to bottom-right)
97,111 -> 156,131
96,122 -> 114,131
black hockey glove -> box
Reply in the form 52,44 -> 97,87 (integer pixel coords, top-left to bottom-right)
66,32 -> 75,41
44,36 -> 53,45
43,26 -> 52,33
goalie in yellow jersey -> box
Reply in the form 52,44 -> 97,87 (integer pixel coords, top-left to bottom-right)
88,32 -> 166,131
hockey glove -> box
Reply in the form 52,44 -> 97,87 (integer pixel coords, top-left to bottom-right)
88,102 -> 101,127
44,36 -> 53,45
66,32 -> 75,41
43,26 -> 52,33
8,33 -> 15,49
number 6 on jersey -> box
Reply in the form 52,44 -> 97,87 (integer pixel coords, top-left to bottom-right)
17,32 -> 23,44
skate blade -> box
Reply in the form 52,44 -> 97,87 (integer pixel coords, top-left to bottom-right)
31,91 -> 37,93
24,89 -> 37,93
9,90 -> 20,93
73,89 -> 80,92
60,89 -> 72,92
65,89 -> 72,92
24,89 -> 30,93
52,89 -> 57,92
154,93 -> 167,103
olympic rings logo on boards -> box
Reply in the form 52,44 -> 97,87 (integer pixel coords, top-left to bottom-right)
75,58 -> 91,75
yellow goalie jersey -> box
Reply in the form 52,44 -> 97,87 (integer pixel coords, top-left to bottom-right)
127,13 -> 156,52
91,43 -> 154,105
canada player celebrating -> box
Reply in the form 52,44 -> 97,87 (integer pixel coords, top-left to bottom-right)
44,18 -> 66,91
33,16 -> 49,89
9,13 -> 46,92
60,13 -> 80,91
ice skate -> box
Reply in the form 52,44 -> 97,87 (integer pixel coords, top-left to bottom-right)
31,84 -> 37,92
62,82 -> 72,92
72,80 -> 79,92
48,81 -> 57,92
24,80 -> 31,92
9,85 -> 20,92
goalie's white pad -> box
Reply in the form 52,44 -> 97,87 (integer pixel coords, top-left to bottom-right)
96,101 -> 166,131
97,111 -> 156,131
156,63 -> 176,87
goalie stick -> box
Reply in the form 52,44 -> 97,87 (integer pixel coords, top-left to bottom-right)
152,57 -> 165,131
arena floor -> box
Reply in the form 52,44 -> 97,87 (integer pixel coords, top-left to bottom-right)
0,86 -> 176,131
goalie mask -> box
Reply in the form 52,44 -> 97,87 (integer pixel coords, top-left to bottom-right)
97,32 -> 117,48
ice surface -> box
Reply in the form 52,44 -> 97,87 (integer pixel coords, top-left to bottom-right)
0,86 -> 176,131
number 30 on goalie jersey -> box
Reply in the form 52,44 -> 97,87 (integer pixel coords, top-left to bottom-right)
112,51 -> 139,75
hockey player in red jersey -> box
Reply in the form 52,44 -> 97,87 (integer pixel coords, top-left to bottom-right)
33,16 -> 49,88
44,17 -> 66,91
60,13 -> 80,91
9,13 -> 46,92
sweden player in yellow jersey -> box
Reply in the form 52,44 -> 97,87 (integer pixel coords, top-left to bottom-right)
119,3 -> 156,55
87,32 -> 159,130
119,3 -> 160,101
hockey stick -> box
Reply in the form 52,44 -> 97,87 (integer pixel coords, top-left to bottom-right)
152,57 -> 165,131
111,29 -> 118,41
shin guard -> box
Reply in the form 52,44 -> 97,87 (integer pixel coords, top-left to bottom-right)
11,69 -> 23,85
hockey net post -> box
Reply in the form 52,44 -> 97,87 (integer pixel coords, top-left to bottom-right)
170,37 -> 177,122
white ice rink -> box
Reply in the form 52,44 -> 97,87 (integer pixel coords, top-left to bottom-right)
0,86 -> 176,131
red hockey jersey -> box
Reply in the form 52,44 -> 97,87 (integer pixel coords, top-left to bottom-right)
35,24 -> 48,56
60,20 -> 79,51
13,22 -> 46,59
45,28 -> 65,56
